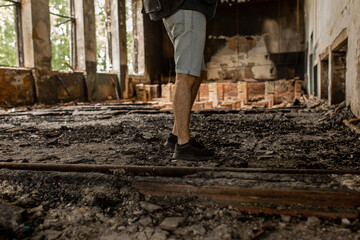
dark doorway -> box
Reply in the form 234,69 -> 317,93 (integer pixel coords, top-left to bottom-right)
330,39 -> 348,104
309,53 -> 314,94
320,58 -> 329,99
314,64 -> 318,96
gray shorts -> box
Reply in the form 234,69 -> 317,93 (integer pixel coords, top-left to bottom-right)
163,10 -> 206,78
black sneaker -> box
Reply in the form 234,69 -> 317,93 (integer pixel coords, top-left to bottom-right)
164,133 -> 177,149
174,138 -> 214,161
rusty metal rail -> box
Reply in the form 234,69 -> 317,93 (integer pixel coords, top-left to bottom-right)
1,162 -> 360,176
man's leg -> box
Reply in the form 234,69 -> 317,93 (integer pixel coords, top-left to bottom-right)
172,71 -> 205,137
172,73 -> 197,144
172,70 -> 213,160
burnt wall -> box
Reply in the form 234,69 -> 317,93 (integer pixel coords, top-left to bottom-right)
0,68 -> 35,107
206,0 -> 305,80
0,68 -> 123,107
143,0 -> 305,83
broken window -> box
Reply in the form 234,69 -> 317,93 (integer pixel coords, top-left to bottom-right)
0,0 -> 22,67
49,0 -> 75,71
95,0 -> 111,72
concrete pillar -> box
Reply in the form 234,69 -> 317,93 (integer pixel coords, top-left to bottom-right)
22,0 -> 55,104
111,0 -> 128,99
74,0 -> 98,101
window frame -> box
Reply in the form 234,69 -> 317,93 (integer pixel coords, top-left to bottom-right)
48,0 -> 77,70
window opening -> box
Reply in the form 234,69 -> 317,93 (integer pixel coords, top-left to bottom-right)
125,0 -> 134,74
95,0 -> 111,72
0,0 -> 22,67
126,0 -> 144,75
49,0 -> 76,71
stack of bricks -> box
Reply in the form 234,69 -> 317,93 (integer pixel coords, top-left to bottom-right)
152,79 -> 304,111
135,84 -> 161,102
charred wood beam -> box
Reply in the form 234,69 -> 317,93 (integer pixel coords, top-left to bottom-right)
133,181 -> 360,219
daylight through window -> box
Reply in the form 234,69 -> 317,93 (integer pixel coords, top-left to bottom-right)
49,0 -> 75,71
95,0 -> 111,72
0,0 -> 19,67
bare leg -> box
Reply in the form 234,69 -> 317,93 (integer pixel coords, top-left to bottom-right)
172,71 -> 206,137
173,73 -> 200,144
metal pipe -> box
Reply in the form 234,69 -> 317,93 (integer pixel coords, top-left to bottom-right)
1,163 -> 360,177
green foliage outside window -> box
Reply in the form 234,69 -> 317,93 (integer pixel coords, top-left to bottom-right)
126,0 -> 134,74
95,0 -> 110,72
49,0 -> 72,71
0,0 -> 17,67
0,0 -> 133,72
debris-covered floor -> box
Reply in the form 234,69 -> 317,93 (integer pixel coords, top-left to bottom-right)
1,169 -> 360,240
1,103 -> 360,239
0,103 -> 359,170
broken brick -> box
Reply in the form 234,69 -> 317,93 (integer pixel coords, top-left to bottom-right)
247,82 -> 265,102
199,84 -> 209,102
204,101 -> 214,109
192,102 -> 204,111
223,82 -> 238,101
161,84 -> 174,102
209,83 -> 219,103
217,83 -> 224,101
238,81 -> 248,104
